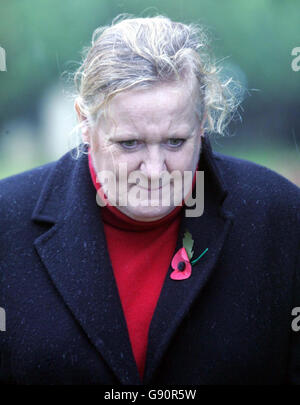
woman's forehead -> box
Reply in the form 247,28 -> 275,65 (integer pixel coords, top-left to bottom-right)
102,82 -> 198,132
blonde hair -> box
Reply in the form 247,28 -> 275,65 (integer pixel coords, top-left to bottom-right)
72,14 -> 241,158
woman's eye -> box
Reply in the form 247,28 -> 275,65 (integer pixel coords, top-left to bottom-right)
167,138 -> 185,148
119,140 -> 138,149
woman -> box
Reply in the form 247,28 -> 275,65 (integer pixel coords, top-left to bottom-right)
0,15 -> 300,385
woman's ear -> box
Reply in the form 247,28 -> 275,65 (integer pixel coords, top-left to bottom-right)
199,112 -> 206,137
74,99 -> 90,144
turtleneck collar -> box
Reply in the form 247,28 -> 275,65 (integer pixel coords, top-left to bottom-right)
87,149 -> 198,231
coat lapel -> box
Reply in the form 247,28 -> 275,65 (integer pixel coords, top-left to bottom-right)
143,136 -> 235,383
31,147 -> 141,385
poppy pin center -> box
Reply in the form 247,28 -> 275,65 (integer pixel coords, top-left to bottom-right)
177,261 -> 186,271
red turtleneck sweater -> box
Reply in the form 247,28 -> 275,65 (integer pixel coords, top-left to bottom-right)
88,151 -> 196,379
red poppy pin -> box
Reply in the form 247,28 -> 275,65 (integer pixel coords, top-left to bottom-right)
170,230 -> 208,281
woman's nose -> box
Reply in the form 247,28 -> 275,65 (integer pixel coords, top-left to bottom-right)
139,149 -> 167,181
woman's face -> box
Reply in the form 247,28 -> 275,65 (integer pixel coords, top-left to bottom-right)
86,79 -> 203,221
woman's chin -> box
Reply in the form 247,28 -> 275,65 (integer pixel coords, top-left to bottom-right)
118,203 -> 176,222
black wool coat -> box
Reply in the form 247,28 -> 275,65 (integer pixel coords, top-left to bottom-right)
0,136 -> 300,385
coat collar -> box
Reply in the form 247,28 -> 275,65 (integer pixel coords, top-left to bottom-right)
31,135 -> 234,385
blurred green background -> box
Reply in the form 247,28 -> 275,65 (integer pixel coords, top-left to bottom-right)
0,0 -> 299,185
